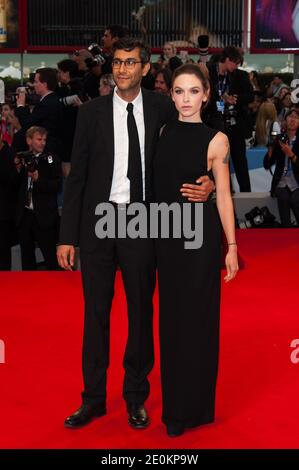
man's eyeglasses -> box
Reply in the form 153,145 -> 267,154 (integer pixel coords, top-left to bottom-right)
112,59 -> 143,69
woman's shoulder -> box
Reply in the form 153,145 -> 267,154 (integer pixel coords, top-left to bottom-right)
208,129 -> 229,149
202,123 -> 224,140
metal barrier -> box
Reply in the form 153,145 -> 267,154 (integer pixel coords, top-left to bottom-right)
27,0 -> 245,49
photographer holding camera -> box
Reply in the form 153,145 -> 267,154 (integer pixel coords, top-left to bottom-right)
72,49 -> 100,99
84,43 -> 106,98
205,46 -> 254,192
264,108 -> 299,227
15,68 -> 63,159
15,126 -> 61,270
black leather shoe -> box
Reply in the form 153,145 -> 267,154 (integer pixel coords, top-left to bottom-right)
127,403 -> 149,429
64,403 -> 106,428
166,424 -> 184,437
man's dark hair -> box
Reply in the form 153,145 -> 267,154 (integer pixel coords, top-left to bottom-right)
35,67 -> 58,91
112,37 -> 151,64
156,67 -> 172,91
220,46 -> 243,65
106,24 -> 129,39
57,59 -> 79,79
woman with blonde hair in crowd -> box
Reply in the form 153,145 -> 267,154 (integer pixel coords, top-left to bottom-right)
162,41 -> 182,72
255,101 -> 280,146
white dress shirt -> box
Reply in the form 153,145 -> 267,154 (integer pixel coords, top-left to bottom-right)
25,153 -> 41,210
109,87 -> 145,203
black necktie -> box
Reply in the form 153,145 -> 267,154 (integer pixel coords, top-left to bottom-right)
127,102 -> 143,202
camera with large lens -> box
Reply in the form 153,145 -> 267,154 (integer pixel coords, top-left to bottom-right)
224,104 -> 237,128
245,206 -> 276,227
269,130 -> 288,146
269,130 -> 279,145
278,133 -> 289,144
8,86 -> 40,106
85,43 -> 106,68
16,151 -> 38,173
26,90 -> 40,106
197,34 -> 209,63
60,91 -> 88,105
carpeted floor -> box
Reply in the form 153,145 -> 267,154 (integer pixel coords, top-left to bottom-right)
0,229 -> 299,449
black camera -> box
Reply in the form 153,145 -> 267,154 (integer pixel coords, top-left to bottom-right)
197,34 -> 209,49
197,34 -> 209,63
224,104 -> 237,128
9,86 -> 40,106
245,206 -> 276,227
269,130 -> 289,146
278,133 -> 289,144
16,151 -> 38,173
85,43 -> 106,68
60,90 -> 88,105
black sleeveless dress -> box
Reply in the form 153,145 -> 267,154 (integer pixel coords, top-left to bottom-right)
153,120 -> 222,428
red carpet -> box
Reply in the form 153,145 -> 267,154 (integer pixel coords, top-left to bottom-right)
0,229 -> 299,449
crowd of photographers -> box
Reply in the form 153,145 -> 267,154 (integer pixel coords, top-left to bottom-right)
1,25 -> 299,271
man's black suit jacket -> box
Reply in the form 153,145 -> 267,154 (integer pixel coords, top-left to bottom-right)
263,137 -> 299,196
204,63 -> 254,136
16,152 -> 61,229
59,88 -> 176,251
15,93 -> 63,157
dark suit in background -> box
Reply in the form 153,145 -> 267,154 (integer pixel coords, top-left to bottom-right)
264,137 -> 299,225
59,89 -> 176,407
56,78 -> 84,164
15,93 -> 63,159
0,143 -> 19,270
16,152 -> 61,270
205,64 -> 254,191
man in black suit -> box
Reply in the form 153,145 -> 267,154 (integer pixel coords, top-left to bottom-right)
205,47 -> 254,192
57,38 -> 214,430
15,68 -> 62,158
264,108 -> 299,226
16,126 -> 61,270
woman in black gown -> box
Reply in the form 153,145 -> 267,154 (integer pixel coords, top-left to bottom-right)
153,64 -> 238,437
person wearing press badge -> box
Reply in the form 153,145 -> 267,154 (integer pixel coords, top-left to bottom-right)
205,46 -> 254,192
15,126 -> 61,270
263,108 -> 299,227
